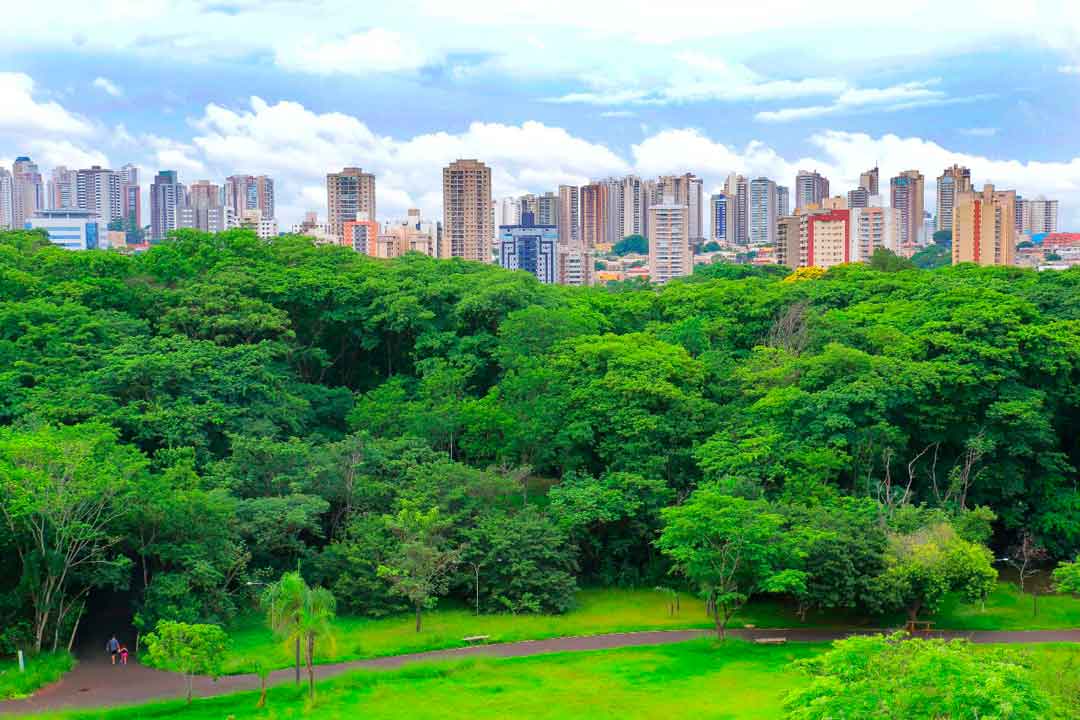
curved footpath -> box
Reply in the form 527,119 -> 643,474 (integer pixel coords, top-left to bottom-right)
5,627 -> 1080,715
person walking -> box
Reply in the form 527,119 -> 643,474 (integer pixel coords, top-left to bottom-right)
119,645 -> 129,666
106,635 -> 120,665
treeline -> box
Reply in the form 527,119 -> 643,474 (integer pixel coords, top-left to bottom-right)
1,228 -> 1079,653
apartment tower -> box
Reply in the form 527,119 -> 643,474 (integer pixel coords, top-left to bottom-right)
327,167 -> 376,241
795,169 -> 830,210
936,165 -> 972,232
442,159 -> 492,262
648,195 -> 691,283
952,183 -> 1016,266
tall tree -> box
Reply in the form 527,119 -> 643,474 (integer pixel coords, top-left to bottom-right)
0,424 -> 140,652
143,621 -> 228,704
378,504 -> 461,632
657,487 -> 803,639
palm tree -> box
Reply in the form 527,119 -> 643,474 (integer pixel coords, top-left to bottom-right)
264,571 -> 306,685
299,586 -> 336,699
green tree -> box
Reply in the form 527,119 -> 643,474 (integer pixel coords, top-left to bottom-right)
263,571 -> 307,685
784,633 -> 1049,720
0,424 -> 140,652
657,487 -> 803,639
867,522 -> 996,622
143,620 -> 228,704
1052,557 -> 1080,594
299,584 -> 336,699
612,234 -> 647,255
379,505 -> 462,632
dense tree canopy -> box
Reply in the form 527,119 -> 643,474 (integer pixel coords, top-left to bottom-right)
1,227 -> 1079,645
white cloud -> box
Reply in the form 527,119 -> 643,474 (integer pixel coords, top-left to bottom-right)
753,79 -> 972,122
92,76 -> 123,97
1060,65 -> 1080,74
0,72 -> 93,135
548,54 -> 846,106
275,28 -> 431,76
600,111 -> 636,118
184,97 -> 629,225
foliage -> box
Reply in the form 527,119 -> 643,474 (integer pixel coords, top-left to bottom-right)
911,242 -> 951,269
462,507 -> 579,614
611,234 -> 647,255
657,487 -> 803,638
143,621 -> 228,703
0,650 -> 73,700
784,633 -> 1049,719
379,505 -> 462,632
1053,557 -> 1080,594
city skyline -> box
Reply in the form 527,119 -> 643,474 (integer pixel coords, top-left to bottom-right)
0,2 -> 1078,229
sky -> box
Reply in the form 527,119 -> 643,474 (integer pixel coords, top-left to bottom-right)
1,0 -> 1080,231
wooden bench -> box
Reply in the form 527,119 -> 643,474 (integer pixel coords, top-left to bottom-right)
905,620 -> 935,635
463,635 -> 491,645
753,637 -> 787,645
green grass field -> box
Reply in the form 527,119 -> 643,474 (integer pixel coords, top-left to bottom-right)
34,640 -> 1080,720
42,640 -> 821,720
0,652 -> 73,700
218,582 -> 1080,674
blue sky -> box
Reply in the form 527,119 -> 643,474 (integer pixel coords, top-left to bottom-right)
1,0 -> 1079,229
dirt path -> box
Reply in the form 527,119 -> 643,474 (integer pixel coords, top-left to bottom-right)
5,627 -> 1080,715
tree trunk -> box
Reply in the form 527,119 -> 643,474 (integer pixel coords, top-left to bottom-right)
307,634 -> 316,699
415,602 -> 423,633
294,636 -> 301,685
257,676 -> 267,709
67,610 -> 82,653
186,674 -> 193,704
714,609 -> 726,641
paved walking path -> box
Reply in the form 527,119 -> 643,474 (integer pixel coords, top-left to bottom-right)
5,627 -> 1080,715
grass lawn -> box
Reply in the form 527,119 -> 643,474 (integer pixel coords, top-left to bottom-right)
0,651 -> 73,700
219,582 -> 1080,675
935,583 -> 1080,631
39,639 -> 821,720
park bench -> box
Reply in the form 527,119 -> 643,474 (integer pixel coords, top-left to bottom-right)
753,637 -> 788,645
463,635 -> 491,645
905,620 -> 935,635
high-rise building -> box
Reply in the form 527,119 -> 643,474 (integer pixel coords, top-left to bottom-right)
225,175 -> 274,223
859,167 -> 880,196
327,167 -> 376,241
749,177 -> 778,246
850,207 -> 901,261
709,193 -> 728,245
848,187 -> 870,209
936,165 -> 972,233
534,191 -> 558,227
557,185 -> 580,247
498,211 -> 558,284
442,159 -> 492,262
26,208 -> 101,250
344,211 -> 380,254
953,183 -> 1016,266
795,169 -> 830,210
179,180 -> 228,233
557,246 -> 595,286
776,215 -> 801,269
150,170 -> 185,241
494,197 -> 521,238
75,166 -> 123,225
119,164 -> 141,232
806,209 -> 851,269
12,157 -> 43,230
725,173 -> 749,245
580,182 -> 608,248
890,170 -> 926,249
777,185 -> 790,217
0,169 -> 13,229
1017,197 -> 1059,235
48,166 -> 76,210
648,195 -> 691,283
658,173 -> 704,246
619,176 -> 646,238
